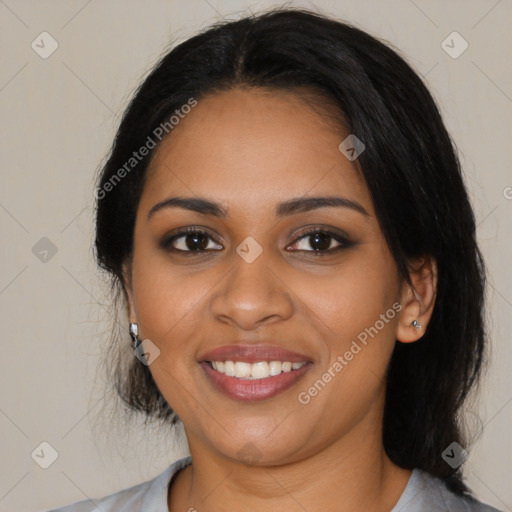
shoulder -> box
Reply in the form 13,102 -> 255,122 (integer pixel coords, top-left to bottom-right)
41,456 -> 192,512
392,468 -> 504,512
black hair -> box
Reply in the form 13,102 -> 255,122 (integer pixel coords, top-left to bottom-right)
95,8 -> 486,496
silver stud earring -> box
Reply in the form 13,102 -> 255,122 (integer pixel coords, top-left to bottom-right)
129,323 -> 142,349
411,320 -> 421,329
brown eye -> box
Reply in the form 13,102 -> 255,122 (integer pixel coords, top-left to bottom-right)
300,231 -> 336,251
288,228 -> 353,255
161,227 -> 223,253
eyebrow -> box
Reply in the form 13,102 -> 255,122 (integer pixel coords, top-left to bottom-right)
147,195 -> 369,220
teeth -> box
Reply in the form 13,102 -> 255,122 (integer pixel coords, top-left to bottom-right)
234,361 -> 251,378
269,361 -> 282,376
251,361 -> 269,379
224,360 -> 235,377
209,360 -> 306,379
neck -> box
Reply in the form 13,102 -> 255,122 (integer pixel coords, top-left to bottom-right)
168,410 -> 411,511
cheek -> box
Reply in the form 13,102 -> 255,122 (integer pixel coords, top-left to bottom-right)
130,245 -> 209,354
295,287 -> 398,441
293,254 -> 400,347
130,250 -> 211,415
292,247 -> 400,405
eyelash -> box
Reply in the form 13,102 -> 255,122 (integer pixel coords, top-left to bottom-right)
160,226 -> 353,257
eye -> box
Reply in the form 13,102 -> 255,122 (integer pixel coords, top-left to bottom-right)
161,227 -> 223,254
287,227 -> 352,256
160,226 -> 352,257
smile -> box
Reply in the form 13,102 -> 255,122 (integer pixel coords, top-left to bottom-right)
207,360 -> 307,379
208,361 -> 306,380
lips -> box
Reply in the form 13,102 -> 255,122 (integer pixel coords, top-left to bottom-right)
198,344 -> 313,401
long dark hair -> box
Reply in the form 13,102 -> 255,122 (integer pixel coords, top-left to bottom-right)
95,8 -> 486,496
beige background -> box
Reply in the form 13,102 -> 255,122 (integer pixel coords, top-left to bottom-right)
0,0 -> 510,511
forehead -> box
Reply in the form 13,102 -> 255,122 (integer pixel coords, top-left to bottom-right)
141,87 -> 372,216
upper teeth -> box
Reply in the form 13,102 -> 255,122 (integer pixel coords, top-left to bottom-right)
211,361 -> 306,379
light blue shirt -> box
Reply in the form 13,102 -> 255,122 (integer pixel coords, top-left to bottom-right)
43,455 -> 504,511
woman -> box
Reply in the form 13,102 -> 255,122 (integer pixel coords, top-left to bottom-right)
46,8 -> 502,512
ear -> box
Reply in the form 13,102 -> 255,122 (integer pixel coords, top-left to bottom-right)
396,255 -> 437,343
122,260 -> 138,324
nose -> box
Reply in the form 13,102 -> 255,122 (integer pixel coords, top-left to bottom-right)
210,249 -> 294,331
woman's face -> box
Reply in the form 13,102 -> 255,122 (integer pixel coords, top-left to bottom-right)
125,87 -> 409,465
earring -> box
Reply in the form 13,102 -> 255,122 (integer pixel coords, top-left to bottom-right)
129,323 -> 142,349
411,320 -> 421,329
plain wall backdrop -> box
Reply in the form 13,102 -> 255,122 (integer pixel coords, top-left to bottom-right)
0,0 -> 511,510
